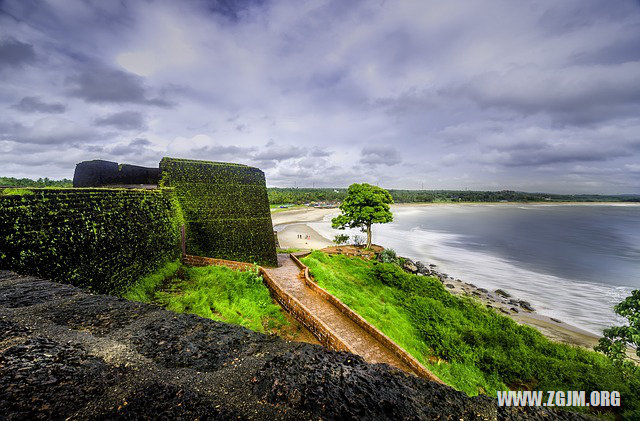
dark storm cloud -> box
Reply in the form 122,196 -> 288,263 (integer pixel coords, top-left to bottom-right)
473,129 -> 639,167
253,142 -> 307,161
195,0 -> 267,21
130,138 -> 152,147
450,66 -> 640,126
187,144 -> 257,161
360,147 -> 401,166
0,117 -> 96,145
67,66 -> 172,106
0,38 -> 35,69
108,138 -> 155,156
11,96 -> 66,114
481,146 -> 623,168
572,34 -> 640,66
95,111 -> 147,131
536,1 -> 639,35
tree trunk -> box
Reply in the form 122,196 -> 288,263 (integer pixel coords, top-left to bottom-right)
366,223 -> 372,249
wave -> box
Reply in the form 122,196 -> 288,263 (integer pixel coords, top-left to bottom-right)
309,217 -> 632,335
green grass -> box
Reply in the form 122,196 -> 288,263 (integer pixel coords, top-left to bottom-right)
277,248 -> 303,253
270,204 -> 306,213
122,259 -> 181,302
124,263 -> 289,334
301,251 -> 640,418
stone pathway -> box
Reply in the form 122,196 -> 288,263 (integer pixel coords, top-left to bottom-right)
262,254 -> 414,373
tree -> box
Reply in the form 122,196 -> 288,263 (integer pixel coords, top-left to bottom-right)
595,290 -> 640,367
331,183 -> 393,249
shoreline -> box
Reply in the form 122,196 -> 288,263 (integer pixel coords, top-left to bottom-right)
391,201 -> 640,207
272,205 -> 609,351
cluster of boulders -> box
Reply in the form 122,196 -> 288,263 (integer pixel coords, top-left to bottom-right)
393,255 -> 537,316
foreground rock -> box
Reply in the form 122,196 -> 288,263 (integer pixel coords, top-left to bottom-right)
0,271 -> 590,420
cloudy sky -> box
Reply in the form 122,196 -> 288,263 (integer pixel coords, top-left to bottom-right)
1,0 -> 639,193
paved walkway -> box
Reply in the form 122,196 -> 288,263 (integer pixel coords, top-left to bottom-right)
263,254 -> 413,373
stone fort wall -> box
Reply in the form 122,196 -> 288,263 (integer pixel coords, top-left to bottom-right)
0,188 -> 183,294
159,157 -> 277,266
0,156 -> 277,293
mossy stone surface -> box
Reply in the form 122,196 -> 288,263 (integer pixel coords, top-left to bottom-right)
159,157 -> 277,266
0,188 -> 183,294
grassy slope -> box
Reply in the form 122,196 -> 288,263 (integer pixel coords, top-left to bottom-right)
123,262 -> 288,334
301,251 -> 640,417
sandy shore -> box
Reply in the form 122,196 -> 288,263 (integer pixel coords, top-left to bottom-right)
271,207 -> 337,226
271,205 -> 612,351
277,223 -> 334,250
272,207 -> 337,250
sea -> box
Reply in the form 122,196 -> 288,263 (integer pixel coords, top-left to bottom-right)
308,204 -> 640,335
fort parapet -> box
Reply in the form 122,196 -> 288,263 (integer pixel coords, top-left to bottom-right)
73,160 -> 159,187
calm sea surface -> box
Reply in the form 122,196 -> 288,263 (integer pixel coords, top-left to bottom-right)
309,204 -> 640,335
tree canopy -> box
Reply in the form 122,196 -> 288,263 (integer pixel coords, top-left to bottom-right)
331,183 -> 393,248
595,290 -> 640,368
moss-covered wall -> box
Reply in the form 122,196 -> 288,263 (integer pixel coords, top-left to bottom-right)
0,188 -> 183,294
159,157 -> 277,266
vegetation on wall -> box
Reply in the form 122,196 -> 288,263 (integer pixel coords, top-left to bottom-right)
160,157 -> 277,266
0,188 -> 184,294
301,251 -> 640,418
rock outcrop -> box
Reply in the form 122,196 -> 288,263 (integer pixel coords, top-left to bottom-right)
0,271 -> 590,420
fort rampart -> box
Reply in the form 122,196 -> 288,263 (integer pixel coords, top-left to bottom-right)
0,188 -> 182,294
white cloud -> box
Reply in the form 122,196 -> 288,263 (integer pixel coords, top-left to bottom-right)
0,0 -> 639,194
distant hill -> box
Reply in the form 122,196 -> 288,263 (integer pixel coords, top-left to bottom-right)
267,187 -> 640,204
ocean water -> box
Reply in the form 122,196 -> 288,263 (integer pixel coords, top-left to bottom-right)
308,204 -> 640,335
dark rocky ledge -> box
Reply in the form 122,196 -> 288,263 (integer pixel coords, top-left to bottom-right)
0,270 -> 591,420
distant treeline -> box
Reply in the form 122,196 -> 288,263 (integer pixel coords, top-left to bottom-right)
3,178 -> 638,203
268,187 -> 640,204
0,176 -> 72,188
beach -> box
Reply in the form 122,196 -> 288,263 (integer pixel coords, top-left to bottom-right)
271,205 -> 614,352
272,207 -> 337,250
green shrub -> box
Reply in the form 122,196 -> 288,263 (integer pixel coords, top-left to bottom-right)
372,261 -> 408,288
378,248 -> 398,264
333,234 -> 350,245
